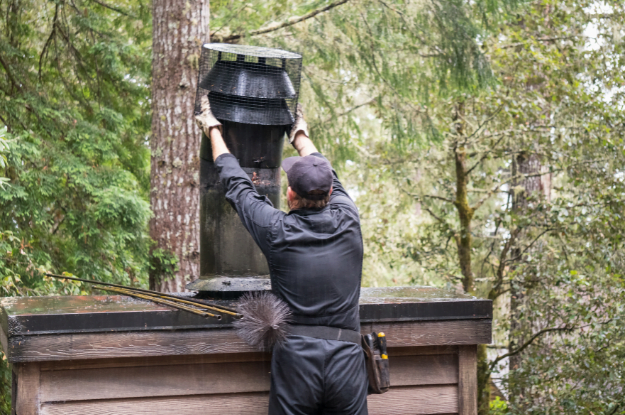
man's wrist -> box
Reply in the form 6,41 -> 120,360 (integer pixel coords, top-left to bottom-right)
292,131 -> 308,148
209,126 -> 222,140
292,134 -> 317,157
210,127 -> 230,161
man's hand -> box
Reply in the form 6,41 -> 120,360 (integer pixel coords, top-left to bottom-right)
195,95 -> 222,136
289,104 -> 317,157
195,95 -> 229,161
289,104 -> 309,144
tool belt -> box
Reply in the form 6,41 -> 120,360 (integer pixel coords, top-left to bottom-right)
288,324 -> 361,344
361,332 -> 391,394
287,325 -> 390,395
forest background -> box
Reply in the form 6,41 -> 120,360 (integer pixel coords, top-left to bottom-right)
1,0 -> 624,413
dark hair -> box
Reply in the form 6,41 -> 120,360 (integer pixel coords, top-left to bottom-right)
289,190 -> 331,210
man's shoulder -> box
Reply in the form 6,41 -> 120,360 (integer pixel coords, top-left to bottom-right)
283,205 -> 360,228
328,199 -> 360,220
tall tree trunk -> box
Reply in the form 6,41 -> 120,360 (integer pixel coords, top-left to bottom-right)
452,101 -> 490,413
452,102 -> 475,294
150,0 -> 209,292
454,144 -> 474,294
509,151 -> 543,405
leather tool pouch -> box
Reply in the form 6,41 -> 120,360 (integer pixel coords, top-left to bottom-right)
361,332 -> 390,394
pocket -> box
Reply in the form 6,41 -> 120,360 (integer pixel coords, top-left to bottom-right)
361,333 -> 390,394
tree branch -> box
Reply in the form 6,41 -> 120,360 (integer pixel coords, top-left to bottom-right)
399,188 -> 452,227
423,207 -> 447,225
504,227 -> 557,265
87,0 -> 135,17
0,53 -> 22,91
490,326 -> 572,368
311,97 -> 377,128
423,194 -> 455,204
466,134 -> 506,175
0,113 -> 11,133
213,0 -> 351,43
500,36 -> 584,49
463,105 -> 503,145
488,227 -> 521,300
39,4 -> 59,81
471,170 -> 555,212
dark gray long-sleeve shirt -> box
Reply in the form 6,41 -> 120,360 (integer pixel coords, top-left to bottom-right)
215,152 -> 363,332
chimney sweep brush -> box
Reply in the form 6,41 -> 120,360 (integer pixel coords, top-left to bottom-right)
234,291 -> 292,351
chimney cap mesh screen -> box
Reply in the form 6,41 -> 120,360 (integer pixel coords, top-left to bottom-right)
195,43 -> 302,126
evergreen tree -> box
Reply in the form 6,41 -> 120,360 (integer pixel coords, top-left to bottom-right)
0,0 -> 153,410
149,0 -> 209,292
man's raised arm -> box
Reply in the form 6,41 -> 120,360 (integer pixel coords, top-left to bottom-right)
194,96 -> 281,252
289,106 -> 355,209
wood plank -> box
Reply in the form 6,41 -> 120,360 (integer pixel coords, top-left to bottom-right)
458,345 -> 478,415
363,320 -> 492,348
12,367 -> 18,415
39,347 -> 453,372
388,345 -> 458,357
8,328 -> 255,363
41,360 -> 272,402
40,393 -> 270,415
368,385 -> 458,414
40,386 -> 457,415
391,354 -> 458,386
40,351 -> 270,371
16,363 -> 40,415
9,320 -> 491,363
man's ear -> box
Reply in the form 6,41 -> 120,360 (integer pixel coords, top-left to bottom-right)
287,186 -> 295,202
329,186 -> 333,196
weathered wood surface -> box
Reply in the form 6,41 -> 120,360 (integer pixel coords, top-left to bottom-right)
39,352 -> 457,403
39,351 -> 271,371
363,320 -> 491,348
39,386 -> 458,415
8,319 -> 491,363
458,345 -> 478,415
15,363 -> 40,415
41,361 -> 273,402
39,346 -> 454,371
368,386 -> 458,414
391,354 -> 458,386
388,345 -> 458,356
8,328 -> 255,363
40,393 -> 271,415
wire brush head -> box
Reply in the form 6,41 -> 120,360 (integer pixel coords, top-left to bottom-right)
234,291 -> 292,351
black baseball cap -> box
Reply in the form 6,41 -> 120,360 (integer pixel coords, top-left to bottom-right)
281,155 -> 333,200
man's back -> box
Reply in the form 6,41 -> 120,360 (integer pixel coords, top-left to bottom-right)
269,189 -> 363,331
216,151 -> 368,415
217,152 -> 363,331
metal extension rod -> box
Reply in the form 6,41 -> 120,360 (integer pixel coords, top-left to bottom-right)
45,273 -> 241,318
92,285 -> 221,320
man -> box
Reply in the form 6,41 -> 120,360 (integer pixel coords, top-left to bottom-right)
196,97 -> 368,415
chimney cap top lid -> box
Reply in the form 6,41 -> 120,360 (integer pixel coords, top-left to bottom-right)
203,43 -> 301,60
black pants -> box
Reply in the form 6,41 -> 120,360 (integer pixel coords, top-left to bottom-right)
268,334 -> 368,415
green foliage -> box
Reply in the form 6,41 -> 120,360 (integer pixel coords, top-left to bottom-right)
149,247 -> 180,287
0,355 -> 9,415
0,0 -> 152,288
214,0 -> 625,411
490,397 -> 508,414
0,0 -> 622,412
212,0 -> 526,161
0,0 -> 152,410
